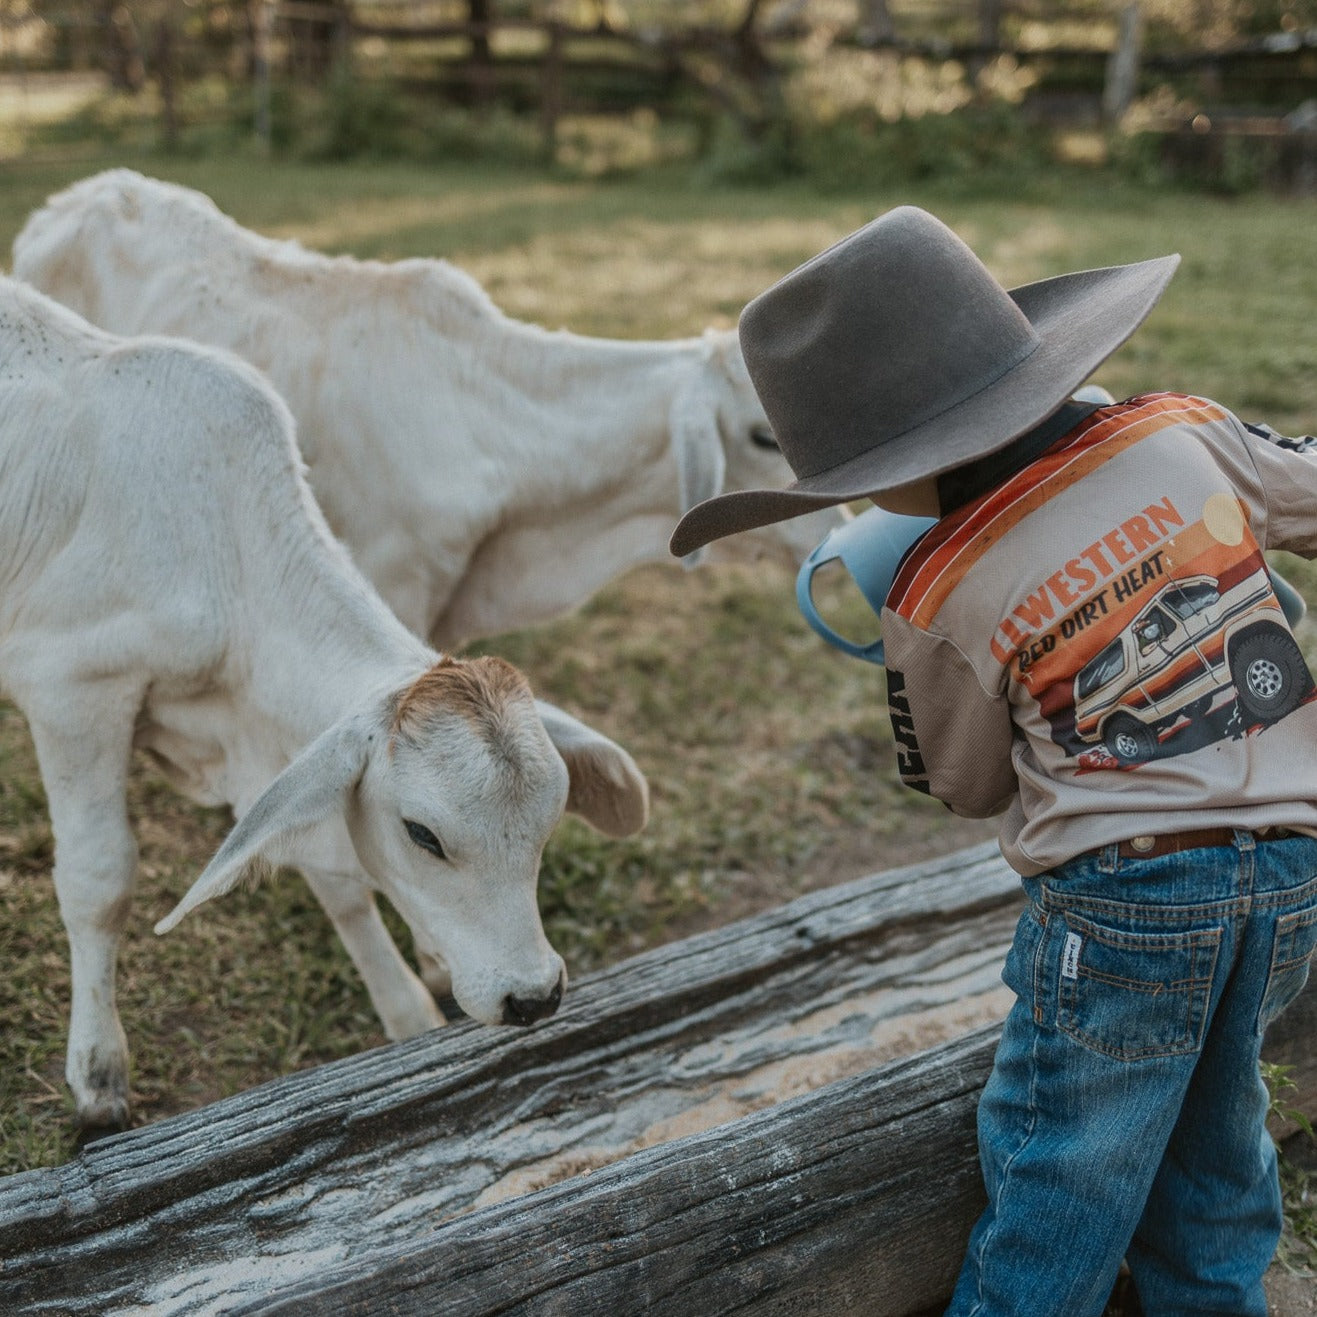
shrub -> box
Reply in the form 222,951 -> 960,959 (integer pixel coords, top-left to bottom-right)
693,98 -> 1055,192
794,100 -> 1054,191
307,67 -> 413,160
691,115 -> 798,187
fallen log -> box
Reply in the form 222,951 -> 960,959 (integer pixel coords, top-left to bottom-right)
0,841 -> 1311,1315
245,1027 -> 998,1317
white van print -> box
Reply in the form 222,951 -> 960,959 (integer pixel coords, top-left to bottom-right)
1073,566 -> 1312,765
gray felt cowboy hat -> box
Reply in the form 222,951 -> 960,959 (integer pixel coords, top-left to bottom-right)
668,205 -> 1179,559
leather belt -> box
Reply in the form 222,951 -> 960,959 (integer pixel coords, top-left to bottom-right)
1115,827 -> 1293,859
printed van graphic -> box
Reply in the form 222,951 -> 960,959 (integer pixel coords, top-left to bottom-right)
998,492 -> 1315,769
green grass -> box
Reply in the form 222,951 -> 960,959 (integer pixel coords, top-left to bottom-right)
1266,1062 -> 1317,1276
0,152 -> 1315,1177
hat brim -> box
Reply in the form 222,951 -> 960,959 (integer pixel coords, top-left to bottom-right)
669,252 -> 1179,559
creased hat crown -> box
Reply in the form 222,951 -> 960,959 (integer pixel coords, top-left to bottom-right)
743,207 -> 1040,479
668,205 -> 1178,559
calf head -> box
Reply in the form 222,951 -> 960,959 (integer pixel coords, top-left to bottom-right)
155,656 -> 648,1028
672,331 -> 845,567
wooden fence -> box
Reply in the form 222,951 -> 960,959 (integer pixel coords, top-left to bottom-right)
1,842 -> 1312,1314
259,4 -> 1317,151
12,2 -> 1317,161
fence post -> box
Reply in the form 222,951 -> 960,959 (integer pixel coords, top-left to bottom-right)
977,0 -> 1003,47
541,19 -> 562,161
1103,2 -> 1143,125
468,0 -> 494,110
253,0 -> 272,151
154,16 -> 178,150
332,1 -> 352,75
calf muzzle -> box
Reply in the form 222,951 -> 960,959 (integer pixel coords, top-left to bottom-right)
501,980 -> 563,1027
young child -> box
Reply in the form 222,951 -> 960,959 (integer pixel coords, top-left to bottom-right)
670,206 -> 1317,1316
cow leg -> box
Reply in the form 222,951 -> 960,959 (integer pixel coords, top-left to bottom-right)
416,949 -> 453,1000
28,687 -> 141,1131
300,866 -> 445,1040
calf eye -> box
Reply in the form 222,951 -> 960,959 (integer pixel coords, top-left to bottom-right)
750,426 -> 779,450
404,819 -> 446,860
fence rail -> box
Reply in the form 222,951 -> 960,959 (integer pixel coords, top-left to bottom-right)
7,2 -> 1317,165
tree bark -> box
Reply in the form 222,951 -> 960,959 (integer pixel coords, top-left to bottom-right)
858,0 -> 896,46
466,0 -> 495,108
1103,2 -> 1143,124
93,0 -> 145,92
977,0 -> 1004,49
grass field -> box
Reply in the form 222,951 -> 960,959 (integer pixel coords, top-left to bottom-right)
0,150 -> 1315,1179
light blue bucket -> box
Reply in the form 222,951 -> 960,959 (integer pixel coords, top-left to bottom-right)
795,506 -> 936,665
797,506 -> 1306,667
1272,569 -> 1308,630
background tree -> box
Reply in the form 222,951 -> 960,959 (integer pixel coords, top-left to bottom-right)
92,0 -> 144,91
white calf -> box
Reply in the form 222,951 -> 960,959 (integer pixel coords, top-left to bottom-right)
13,169 -> 843,648
0,277 -> 647,1130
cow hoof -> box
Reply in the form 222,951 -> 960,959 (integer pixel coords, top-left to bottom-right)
75,1093 -> 132,1140
75,1113 -> 132,1147
70,1050 -> 132,1136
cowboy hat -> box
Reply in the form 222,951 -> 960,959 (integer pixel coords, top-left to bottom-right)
669,206 -> 1179,558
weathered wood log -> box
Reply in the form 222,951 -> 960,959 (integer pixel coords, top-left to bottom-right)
253,995 -> 1317,1317
0,842 -> 1312,1315
244,1028 -> 998,1317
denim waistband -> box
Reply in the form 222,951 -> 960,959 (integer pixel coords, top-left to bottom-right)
1029,829 -> 1317,914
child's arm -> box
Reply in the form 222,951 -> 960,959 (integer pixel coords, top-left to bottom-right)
882,615 -> 1016,818
1239,419 -> 1317,557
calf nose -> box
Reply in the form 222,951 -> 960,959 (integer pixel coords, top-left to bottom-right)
501,979 -> 563,1027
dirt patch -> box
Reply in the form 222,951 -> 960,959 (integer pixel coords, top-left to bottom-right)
1267,1270 -> 1317,1316
666,815 -> 1000,942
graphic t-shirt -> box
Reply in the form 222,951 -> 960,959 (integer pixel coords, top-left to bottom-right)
881,393 -> 1317,876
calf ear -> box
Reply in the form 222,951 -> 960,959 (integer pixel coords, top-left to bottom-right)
154,714 -> 373,934
669,381 -> 726,570
536,701 -> 649,839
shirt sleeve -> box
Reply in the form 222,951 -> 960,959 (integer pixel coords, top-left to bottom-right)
882,610 -> 1017,818
1241,420 -> 1317,556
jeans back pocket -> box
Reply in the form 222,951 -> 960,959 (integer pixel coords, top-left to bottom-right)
1056,913 -> 1222,1062
1259,905 -> 1317,1033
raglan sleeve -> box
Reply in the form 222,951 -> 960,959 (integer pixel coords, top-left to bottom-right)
1241,421 -> 1317,557
881,609 -> 1017,819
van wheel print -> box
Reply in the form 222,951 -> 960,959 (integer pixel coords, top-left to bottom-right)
1104,715 -> 1158,765
1229,629 -> 1312,723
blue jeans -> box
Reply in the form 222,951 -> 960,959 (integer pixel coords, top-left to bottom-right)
947,831 -> 1317,1317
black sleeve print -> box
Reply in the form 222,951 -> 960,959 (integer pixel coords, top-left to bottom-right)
1245,421 -> 1317,455
886,668 -> 931,794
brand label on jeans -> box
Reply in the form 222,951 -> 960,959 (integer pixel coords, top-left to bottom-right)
1061,931 -> 1083,980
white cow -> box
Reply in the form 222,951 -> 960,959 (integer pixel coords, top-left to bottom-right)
0,276 -> 647,1130
12,169 -> 843,649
